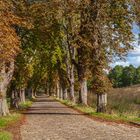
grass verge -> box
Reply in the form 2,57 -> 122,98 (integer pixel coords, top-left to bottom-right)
0,131 -> 12,140
0,113 -> 22,140
0,113 -> 21,128
57,99 -> 140,125
0,100 -> 32,139
19,101 -> 32,110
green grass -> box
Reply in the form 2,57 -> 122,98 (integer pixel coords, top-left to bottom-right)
0,113 -> 21,128
58,99 -> 140,123
134,98 -> 140,104
0,131 -> 12,140
19,101 -> 32,110
87,86 -> 140,119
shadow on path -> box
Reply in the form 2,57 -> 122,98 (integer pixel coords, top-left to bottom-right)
23,112 -> 87,115
23,96 -> 87,116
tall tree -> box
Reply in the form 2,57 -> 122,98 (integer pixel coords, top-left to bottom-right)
0,0 -> 22,116
122,65 -> 136,87
75,0 -> 136,111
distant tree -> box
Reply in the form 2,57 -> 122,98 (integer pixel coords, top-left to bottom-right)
108,65 -> 123,87
121,65 -> 136,87
133,66 -> 140,84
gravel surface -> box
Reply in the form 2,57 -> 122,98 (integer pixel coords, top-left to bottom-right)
21,96 -> 140,140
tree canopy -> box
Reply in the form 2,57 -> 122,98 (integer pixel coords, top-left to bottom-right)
108,65 -> 140,88
0,0 -> 140,115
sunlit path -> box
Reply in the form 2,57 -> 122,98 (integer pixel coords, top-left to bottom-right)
21,96 -> 140,140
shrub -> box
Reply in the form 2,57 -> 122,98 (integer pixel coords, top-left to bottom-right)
19,101 -> 32,110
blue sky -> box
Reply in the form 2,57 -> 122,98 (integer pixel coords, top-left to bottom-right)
112,24 -> 140,68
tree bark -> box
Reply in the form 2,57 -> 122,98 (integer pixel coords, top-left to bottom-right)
79,79 -> 88,105
45,80 -> 49,95
0,97 -> 10,116
10,90 -> 15,108
31,89 -> 35,98
69,47 -> 75,102
34,90 -> 37,97
19,89 -> 26,103
10,90 -> 20,109
63,13 -> 76,103
65,46 -> 75,102
56,82 -> 60,98
0,61 -> 14,116
48,83 -> 52,96
77,48 -> 88,105
96,93 -> 107,113
63,88 -> 68,100
59,86 -> 63,99
27,88 -> 35,99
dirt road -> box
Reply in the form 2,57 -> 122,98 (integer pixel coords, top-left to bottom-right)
21,96 -> 140,140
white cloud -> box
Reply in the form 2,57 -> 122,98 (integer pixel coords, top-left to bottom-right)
112,45 -> 140,68
111,24 -> 140,68
111,61 -> 130,67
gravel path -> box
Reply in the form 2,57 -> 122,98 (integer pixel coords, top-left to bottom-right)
21,96 -> 140,140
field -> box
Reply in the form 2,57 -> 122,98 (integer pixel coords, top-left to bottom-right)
88,84 -> 140,118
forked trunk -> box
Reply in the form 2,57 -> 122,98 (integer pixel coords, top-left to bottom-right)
79,79 -> 87,105
96,93 -> 107,113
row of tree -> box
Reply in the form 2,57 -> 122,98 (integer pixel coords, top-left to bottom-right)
0,0 -> 140,116
108,65 -> 140,88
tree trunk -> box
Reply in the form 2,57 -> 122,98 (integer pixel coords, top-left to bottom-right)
52,86 -> 56,97
0,61 -> 14,116
59,86 -> 63,99
0,97 -> 10,116
56,82 -> 60,98
68,47 -> 76,102
63,88 -> 68,100
77,45 -> 88,105
34,91 -> 37,97
45,88 -> 47,95
10,90 -> 19,109
10,90 -> 15,108
49,84 -> 52,96
79,79 -> 88,105
19,89 -> 25,103
45,81 -> 48,95
31,89 -> 35,99
64,28 -> 75,102
69,63 -> 75,102
96,93 -> 107,113
27,88 -> 34,99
